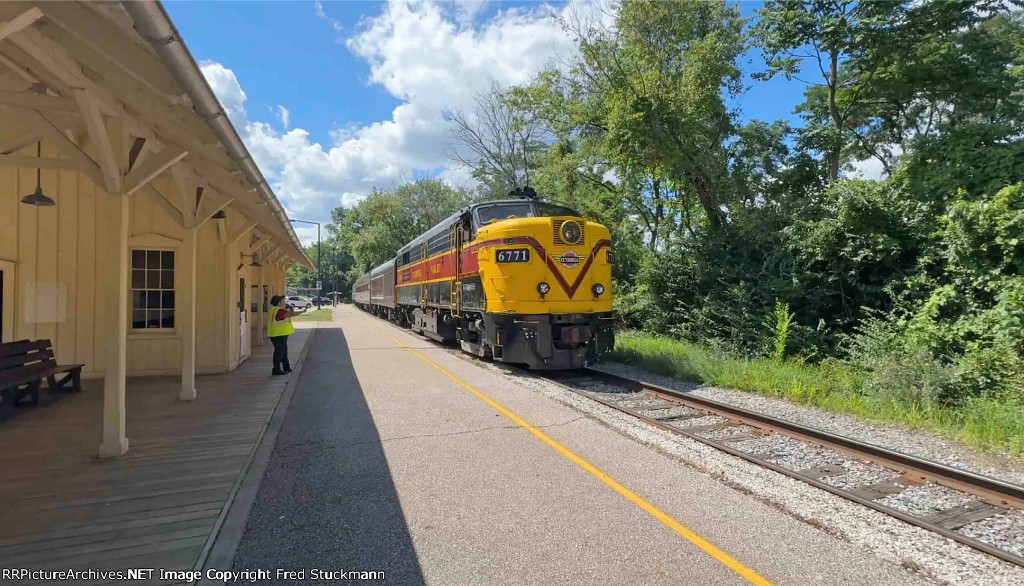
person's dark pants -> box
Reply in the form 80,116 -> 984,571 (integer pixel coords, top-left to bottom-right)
271,335 -> 291,373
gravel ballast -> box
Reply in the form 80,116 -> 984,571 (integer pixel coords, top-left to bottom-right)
636,405 -> 698,419
876,484 -> 975,517
592,361 -> 1024,487
960,511 -> 1024,560
482,360 -> 1024,586
820,461 -> 902,491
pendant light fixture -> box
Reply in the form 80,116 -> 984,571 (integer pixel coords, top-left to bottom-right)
21,141 -> 55,207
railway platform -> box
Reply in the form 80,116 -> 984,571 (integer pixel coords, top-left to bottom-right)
219,306 -> 925,585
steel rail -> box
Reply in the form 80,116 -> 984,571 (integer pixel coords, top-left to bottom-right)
523,367 -> 1024,568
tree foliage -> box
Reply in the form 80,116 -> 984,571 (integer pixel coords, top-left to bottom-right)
326,0 -> 1024,403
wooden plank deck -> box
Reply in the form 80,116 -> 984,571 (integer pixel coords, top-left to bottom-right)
0,327 -> 313,584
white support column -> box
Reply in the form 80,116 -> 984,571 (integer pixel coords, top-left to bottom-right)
99,116 -> 130,459
253,265 -> 265,347
179,228 -> 197,400
99,194 -> 129,458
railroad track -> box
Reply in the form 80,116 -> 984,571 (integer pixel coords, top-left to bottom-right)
522,367 -> 1024,568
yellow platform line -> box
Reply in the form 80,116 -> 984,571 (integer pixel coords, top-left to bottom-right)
363,317 -> 773,586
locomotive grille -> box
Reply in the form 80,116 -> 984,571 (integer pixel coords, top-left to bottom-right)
552,219 -> 584,246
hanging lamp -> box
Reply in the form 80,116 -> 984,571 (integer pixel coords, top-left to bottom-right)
21,141 -> 55,207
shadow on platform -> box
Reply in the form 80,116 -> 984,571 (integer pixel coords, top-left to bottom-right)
229,324 -> 425,585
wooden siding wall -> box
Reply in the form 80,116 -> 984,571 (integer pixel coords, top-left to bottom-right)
0,143 -> 290,378
0,142 -> 109,374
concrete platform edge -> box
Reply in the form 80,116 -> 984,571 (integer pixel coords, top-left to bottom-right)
193,326 -> 318,585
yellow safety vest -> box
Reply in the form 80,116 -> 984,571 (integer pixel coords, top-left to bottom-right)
267,308 -> 295,337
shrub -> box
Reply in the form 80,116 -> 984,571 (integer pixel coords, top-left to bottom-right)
764,300 -> 794,361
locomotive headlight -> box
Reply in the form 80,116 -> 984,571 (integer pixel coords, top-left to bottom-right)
537,282 -> 551,296
560,220 -> 582,244
592,283 -> 605,296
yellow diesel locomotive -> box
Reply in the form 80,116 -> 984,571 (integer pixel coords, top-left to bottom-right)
353,189 -> 614,369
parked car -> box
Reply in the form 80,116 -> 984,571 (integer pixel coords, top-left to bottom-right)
286,295 -> 313,310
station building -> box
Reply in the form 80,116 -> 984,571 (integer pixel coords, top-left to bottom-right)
0,1 -> 312,456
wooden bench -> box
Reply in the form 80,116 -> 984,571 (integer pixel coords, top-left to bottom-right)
0,339 -> 84,407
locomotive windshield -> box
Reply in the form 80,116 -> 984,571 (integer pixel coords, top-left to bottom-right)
477,203 -> 535,224
534,202 -> 579,217
475,202 -> 581,225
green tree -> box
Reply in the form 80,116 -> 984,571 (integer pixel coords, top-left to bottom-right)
521,0 -> 744,233
331,179 -> 475,274
756,1 -> 1023,182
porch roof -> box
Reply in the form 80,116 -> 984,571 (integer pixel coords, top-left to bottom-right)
0,0 -> 312,269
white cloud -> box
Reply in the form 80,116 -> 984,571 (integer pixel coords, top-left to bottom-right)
452,0 -> 489,27
314,1 -> 344,43
276,105 -> 291,129
201,0 -> 583,245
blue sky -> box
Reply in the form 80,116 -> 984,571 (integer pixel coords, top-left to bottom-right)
166,1 -> 816,243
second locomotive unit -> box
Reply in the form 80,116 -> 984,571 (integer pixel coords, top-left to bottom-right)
352,189 -> 614,369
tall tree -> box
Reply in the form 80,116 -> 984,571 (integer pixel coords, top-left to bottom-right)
756,0 -> 1022,181
444,85 -> 546,198
519,0 -> 744,233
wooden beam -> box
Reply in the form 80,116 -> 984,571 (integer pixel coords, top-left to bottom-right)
15,21 -> 232,172
188,155 -> 259,202
193,192 -> 234,229
19,107 -> 105,188
251,235 -> 271,254
216,217 -> 228,244
170,164 -> 197,227
0,42 -> 75,97
123,145 -> 187,196
0,88 -> 78,112
262,244 -> 282,267
9,27 -> 122,116
33,2 -> 184,98
0,131 -> 38,155
138,184 -> 184,227
230,221 -> 258,246
74,88 -> 120,193
0,153 -> 89,171
0,8 -> 42,43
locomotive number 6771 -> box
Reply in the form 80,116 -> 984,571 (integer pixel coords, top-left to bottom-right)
352,188 -> 614,369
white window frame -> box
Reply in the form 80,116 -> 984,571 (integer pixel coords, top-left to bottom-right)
128,247 -> 178,334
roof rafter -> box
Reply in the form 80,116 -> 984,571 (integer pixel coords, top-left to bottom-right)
124,144 -> 187,195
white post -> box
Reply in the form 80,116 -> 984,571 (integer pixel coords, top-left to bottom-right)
179,228 -> 197,400
99,194 -> 129,458
99,116 -> 129,459
253,265 -> 264,347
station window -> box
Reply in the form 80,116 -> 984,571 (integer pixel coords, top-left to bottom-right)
131,249 -> 175,330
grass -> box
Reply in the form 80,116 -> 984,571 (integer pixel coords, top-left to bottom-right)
291,307 -> 334,322
610,331 -> 1024,457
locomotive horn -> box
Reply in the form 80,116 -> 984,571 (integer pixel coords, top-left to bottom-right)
509,186 -> 537,199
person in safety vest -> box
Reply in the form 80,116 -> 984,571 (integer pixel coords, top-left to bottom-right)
268,295 -> 306,375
